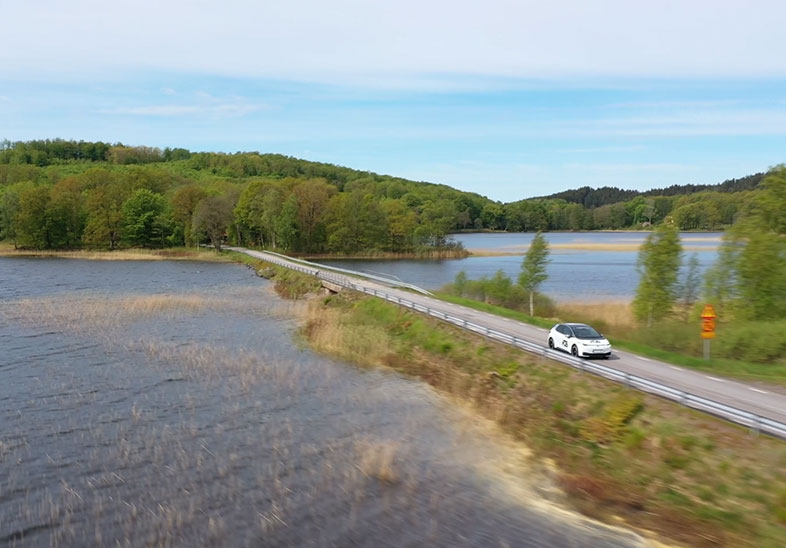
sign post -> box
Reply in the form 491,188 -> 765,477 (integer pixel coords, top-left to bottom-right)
700,304 -> 717,360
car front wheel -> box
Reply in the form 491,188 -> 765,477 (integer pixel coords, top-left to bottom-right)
571,345 -> 578,357
548,337 -> 554,349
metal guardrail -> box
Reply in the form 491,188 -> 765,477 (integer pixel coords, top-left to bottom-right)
245,249 -> 786,440
258,249 -> 433,296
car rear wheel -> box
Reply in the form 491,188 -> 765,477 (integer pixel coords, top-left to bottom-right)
571,345 -> 578,357
548,337 -> 554,349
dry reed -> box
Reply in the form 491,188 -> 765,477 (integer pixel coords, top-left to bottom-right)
554,300 -> 634,331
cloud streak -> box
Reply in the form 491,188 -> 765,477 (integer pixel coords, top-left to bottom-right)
3,0 -> 786,88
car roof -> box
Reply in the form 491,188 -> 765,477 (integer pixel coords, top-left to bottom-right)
564,322 -> 591,327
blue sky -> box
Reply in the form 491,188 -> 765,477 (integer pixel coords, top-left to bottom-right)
2,1 -> 785,201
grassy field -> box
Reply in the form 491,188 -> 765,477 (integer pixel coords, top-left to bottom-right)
251,263 -> 786,548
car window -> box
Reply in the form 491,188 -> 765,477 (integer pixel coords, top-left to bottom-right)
573,325 -> 601,339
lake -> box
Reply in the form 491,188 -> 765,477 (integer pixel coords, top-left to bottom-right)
316,232 -> 722,302
0,257 -> 646,547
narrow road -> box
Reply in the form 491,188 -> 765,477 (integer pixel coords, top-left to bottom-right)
231,247 -> 786,437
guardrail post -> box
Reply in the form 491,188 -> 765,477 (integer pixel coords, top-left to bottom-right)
751,416 -> 760,438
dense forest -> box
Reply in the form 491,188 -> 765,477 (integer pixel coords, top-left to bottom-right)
539,173 -> 765,207
0,139 -> 777,253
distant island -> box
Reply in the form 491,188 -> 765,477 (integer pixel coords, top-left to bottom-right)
0,138 -> 775,254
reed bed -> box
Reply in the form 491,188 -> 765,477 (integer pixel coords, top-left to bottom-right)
0,248 -> 229,261
554,300 -> 635,334
8,291 -> 272,333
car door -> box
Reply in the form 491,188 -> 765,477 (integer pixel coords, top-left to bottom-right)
559,325 -> 571,351
552,324 -> 564,349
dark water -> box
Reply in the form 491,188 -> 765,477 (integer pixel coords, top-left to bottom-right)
317,232 -> 721,301
0,258 -> 647,547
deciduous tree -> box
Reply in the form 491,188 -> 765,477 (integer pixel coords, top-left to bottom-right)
518,231 -> 550,316
633,223 -> 683,326
192,194 -> 235,252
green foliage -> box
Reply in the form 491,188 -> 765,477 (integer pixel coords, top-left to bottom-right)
579,395 -> 643,445
0,183 -> 23,246
715,320 -> 786,363
678,253 -> 701,313
518,231 -> 550,315
192,194 -> 235,252
46,179 -> 84,248
707,166 -> 786,320
632,223 -> 683,325
275,194 -> 300,251
171,185 -> 208,247
0,139 -> 774,256
447,270 -> 555,317
122,189 -> 169,247
15,185 -> 51,249
83,182 -> 128,249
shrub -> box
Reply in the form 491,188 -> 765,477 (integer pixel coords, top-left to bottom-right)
715,320 -> 786,363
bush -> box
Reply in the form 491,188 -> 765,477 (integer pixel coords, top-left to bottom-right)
447,270 -> 555,317
715,320 -> 786,363
631,319 -> 702,355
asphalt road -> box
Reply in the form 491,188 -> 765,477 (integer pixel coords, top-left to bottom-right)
233,248 -> 786,431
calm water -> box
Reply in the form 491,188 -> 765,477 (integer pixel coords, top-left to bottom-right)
0,258 -> 646,547
317,232 -> 722,301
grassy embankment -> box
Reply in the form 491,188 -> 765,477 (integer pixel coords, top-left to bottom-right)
256,259 -> 786,548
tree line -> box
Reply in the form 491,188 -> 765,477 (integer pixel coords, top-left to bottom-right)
0,140 -> 777,254
0,158 -> 486,255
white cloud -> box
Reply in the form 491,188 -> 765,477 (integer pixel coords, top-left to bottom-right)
2,1 -> 785,87
98,102 -> 264,117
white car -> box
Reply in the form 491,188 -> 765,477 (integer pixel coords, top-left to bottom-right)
548,323 -> 612,359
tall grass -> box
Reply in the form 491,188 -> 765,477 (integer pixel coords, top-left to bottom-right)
0,247 -> 229,261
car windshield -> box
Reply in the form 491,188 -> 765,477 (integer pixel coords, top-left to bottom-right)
572,325 -> 601,339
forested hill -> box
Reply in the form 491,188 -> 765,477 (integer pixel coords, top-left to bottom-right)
538,173 -> 765,208
0,139 -> 780,252
0,139 -> 493,253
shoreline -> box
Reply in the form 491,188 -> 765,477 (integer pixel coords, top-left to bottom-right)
467,243 -> 720,256
0,247 -> 232,262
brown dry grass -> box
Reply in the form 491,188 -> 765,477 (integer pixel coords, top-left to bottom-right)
0,247 -> 228,262
12,294 -> 226,332
355,440 -> 400,484
469,243 -> 719,256
554,300 -> 635,334
301,305 -> 390,367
